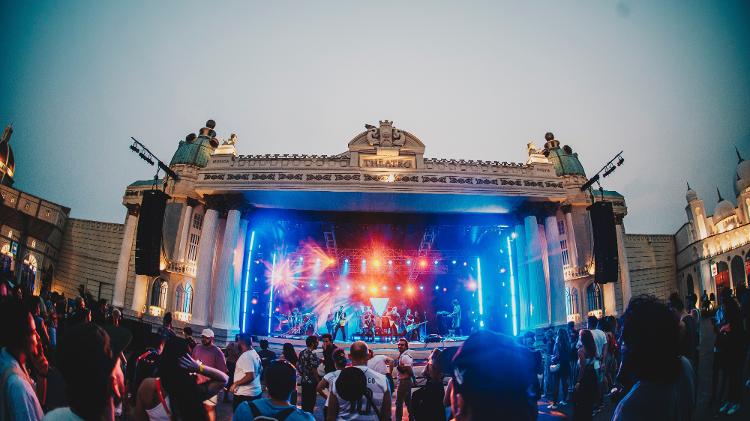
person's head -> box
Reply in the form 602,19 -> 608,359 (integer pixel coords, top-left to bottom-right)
111,308 -> 122,325
349,341 -> 369,365
158,337 -> 208,420
587,315 -> 598,330
367,348 -> 374,359
333,348 -> 347,370
668,292 -> 685,313
521,331 -> 535,347
305,335 -> 318,350
75,296 -> 86,309
183,326 -> 193,338
321,333 -> 333,349
282,342 -> 297,364
57,323 -> 124,421
579,329 -> 597,358
621,295 -> 681,383
426,348 -> 443,381
450,331 -> 537,420
163,312 -> 173,328
397,338 -> 409,353
452,299 -> 459,306
265,361 -> 297,402
0,299 -> 38,361
237,334 -> 253,352
200,328 -> 214,346
259,339 -> 269,350
686,291 -> 698,309
567,321 -> 575,331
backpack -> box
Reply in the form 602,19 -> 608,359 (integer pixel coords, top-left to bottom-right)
247,401 -> 296,421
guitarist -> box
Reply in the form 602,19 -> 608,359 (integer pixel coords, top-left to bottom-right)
332,305 -> 348,342
403,308 -> 419,341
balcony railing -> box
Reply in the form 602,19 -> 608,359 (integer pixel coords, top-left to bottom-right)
564,266 -> 590,280
165,260 -> 197,277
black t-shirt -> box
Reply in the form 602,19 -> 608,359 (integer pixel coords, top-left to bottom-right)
411,380 -> 446,421
323,344 -> 338,373
258,349 -> 277,371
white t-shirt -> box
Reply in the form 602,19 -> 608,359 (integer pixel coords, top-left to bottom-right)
323,369 -> 341,407
234,349 -> 262,397
591,329 -> 607,359
331,366 -> 389,421
42,408 -> 84,421
366,355 -> 389,375
395,351 -> 413,381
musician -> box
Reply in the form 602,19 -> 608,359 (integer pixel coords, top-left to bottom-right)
449,299 -> 461,336
361,307 -> 375,342
332,305 -> 348,342
388,306 -> 401,341
403,308 -> 418,341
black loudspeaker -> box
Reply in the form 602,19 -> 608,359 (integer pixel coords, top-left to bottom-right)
135,190 -> 169,276
588,201 -> 619,283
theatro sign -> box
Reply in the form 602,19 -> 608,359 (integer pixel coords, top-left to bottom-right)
359,155 -> 416,169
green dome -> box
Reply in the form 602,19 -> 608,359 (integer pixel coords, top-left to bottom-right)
169,134 -> 216,168
545,146 -> 586,177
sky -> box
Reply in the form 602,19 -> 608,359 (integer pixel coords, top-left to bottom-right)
1,0 -> 749,234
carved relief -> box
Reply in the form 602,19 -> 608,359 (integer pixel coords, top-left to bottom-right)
366,120 -> 405,147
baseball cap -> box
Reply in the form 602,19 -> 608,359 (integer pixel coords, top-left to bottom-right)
201,328 -> 215,338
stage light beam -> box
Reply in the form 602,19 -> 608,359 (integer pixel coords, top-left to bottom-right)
507,236 -> 518,336
476,257 -> 484,328
267,252 -> 277,334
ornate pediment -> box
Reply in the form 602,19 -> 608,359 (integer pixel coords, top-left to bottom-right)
347,120 -> 426,155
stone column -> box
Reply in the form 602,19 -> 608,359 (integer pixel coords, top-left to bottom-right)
699,259 -> 713,296
131,275 -> 150,313
525,215 -> 549,329
113,204 -> 139,308
544,215 -> 567,326
514,224 -> 530,332
615,223 -> 632,310
174,198 -> 197,262
211,199 -> 243,330
191,199 -> 221,326
562,206 -> 579,267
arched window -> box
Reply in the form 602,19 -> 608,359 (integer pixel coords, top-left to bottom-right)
731,255 -> 746,289
150,278 -> 168,309
586,283 -> 604,313
174,283 -> 193,314
565,287 -> 580,316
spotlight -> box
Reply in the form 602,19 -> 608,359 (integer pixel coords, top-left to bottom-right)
251,297 -> 258,305
344,258 -> 349,263
434,285 -> 439,290
419,285 -> 424,291
129,144 -> 139,153
443,287 -> 447,292
511,232 -> 517,239
359,285 -> 365,290
419,259 -> 427,268
406,259 -> 412,265
324,284 -> 329,288
369,285 -> 378,293
406,286 -> 415,295
373,259 -> 381,267
463,261 -> 468,266
396,285 -> 402,290
299,256 -> 304,262
500,268 -> 507,274
382,285 -> 388,291
451,260 -> 457,265
617,156 -> 624,166
387,260 -> 393,265
433,260 -> 439,265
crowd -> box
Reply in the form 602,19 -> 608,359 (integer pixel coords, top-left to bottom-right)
2,274 -> 749,421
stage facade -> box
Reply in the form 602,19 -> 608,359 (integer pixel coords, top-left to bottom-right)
112,120 -> 630,343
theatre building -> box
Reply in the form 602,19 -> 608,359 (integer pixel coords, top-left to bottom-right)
97,119 -> 668,343
676,148 -> 750,300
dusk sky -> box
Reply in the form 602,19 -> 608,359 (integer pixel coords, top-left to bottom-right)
1,0 -> 749,234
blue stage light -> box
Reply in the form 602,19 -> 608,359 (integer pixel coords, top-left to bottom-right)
506,236 -> 518,336
324,283 -> 329,288
268,252 -> 277,334
434,260 -> 439,265
344,258 -> 349,263
240,230 -> 256,333
451,260 -> 457,265
476,257 -> 484,328
435,285 -> 439,290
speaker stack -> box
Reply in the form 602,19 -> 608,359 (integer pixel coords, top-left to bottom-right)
135,190 -> 169,276
588,201 -> 619,283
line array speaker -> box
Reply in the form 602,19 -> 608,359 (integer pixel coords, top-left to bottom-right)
135,190 -> 169,276
588,201 -> 619,284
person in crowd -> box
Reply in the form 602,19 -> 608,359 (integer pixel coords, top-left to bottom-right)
612,295 -> 695,420
411,348 -> 446,421
317,348 -> 347,420
668,292 -> 699,372
713,290 -> 746,415
586,316 -> 607,411
280,342 -> 299,405
130,335 -> 165,406
257,339 -> 277,374
104,309 -> 132,365
191,329 -> 227,421
0,300 -> 44,421
394,338 -> 414,421
701,289 -> 710,313
134,337 -> 228,421
47,312 -> 58,350
520,331 -> 543,400
327,341 -> 391,421
91,299 -> 107,326
572,329 -> 599,421
43,322 -> 126,421
182,326 -> 196,352
224,334 -> 242,403
29,298 -> 51,352
685,293 -> 701,365
297,335 -> 321,414
447,330 -> 537,420
234,360 -> 313,421
321,333 -> 338,374
542,327 -> 556,399
69,297 -> 89,326
710,287 -> 731,407
367,348 -> 394,392
159,312 -> 176,341
229,334 -> 263,410
548,328 -> 571,409
566,321 -> 579,390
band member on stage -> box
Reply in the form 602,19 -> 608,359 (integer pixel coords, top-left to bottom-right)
362,307 -> 375,342
449,299 -> 461,337
388,306 -> 401,341
403,308 -> 418,341
332,305 -> 347,341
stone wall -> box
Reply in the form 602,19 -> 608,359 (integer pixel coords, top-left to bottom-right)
54,218 -> 124,303
625,234 -> 677,301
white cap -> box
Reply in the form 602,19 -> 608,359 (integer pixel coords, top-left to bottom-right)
201,328 -> 215,338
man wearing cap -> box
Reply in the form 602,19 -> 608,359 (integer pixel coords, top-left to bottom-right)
192,328 -> 228,421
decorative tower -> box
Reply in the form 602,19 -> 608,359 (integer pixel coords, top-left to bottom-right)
685,182 -> 709,240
